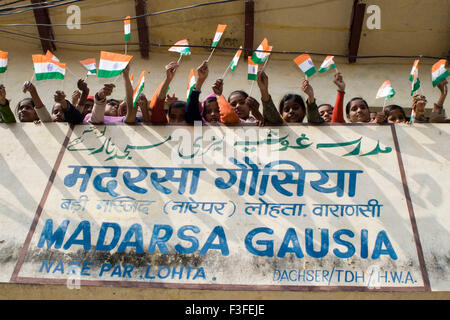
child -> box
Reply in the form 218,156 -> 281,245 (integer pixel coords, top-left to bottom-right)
212,77 -> 264,125
0,84 -> 16,123
150,61 -> 179,124
19,81 -> 52,122
51,90 -> 85,124
384,104 -> 407,124
256,69 -> 323,124
185,60 -> 209,124
202,94 -> 220,123
85,64 -> 143,124
168,101 -> 187,124
345,97 -> 385,124
317,72 -> 346,123
318,104 -> 333,122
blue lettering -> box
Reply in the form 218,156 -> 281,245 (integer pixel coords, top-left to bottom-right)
305,228 -> 329,258
96,222 -> 121,251
63,220 -> 91,250
245,227 -> 274,257
277,228 -> 304,258
37,219 -> 69,249
372,230 -> 397,260
199,226 -> 229,256
118,223 -> 144,254
361,229 -> 369,258
333,229 -> 355,258
175,225 -> 200,254
148,225 -> 173,254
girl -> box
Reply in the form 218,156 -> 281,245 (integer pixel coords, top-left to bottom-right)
256,69 -> 323,124
384,104 -> 407,123
18,81 -> 51,123
211,78 -> 264,125
345,97 -> 385,124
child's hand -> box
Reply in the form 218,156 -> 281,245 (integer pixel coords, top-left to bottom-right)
138,93 -> 149,109
257,70 -> 269,92
197,60 -> 209,82
301,79 -> 314,102
212,78 -> 223,96
22,81 -> 36,94
72,90 -> 81,105
333,72 -> 345,92
437,79 -> 448,97
0,84 -> 6,105
166,93 -> 178,105
412,93 -> 427,115
246,96 -> 260,113
97,84 -> 115,100
77,79 -> 89,92
165,61 -> 179,82
54,91 -> 66,104
371,111 -> 386,124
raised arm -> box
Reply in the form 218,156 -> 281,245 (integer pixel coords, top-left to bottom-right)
23,81 -> 51,122
122,64 -> 138,124
76,79 -> 90,114
54,90 -> 84,125
151,61 -> 179,124
0,84 -> 16,123
186,60 -> 208,123
301,79 -> 324,124
212,78 -> 240,124
331,72 -> 346,123
257,69 -> 283,124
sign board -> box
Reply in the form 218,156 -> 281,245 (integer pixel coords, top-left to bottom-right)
0,123 -> 449,291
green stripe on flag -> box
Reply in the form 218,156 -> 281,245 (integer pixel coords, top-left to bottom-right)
318,64 -> 335,73
125,34 -> 130,42
0,66 -> 6,74
432,71 -> 450,87
248,73 -> 257,81
305,67 -> 316,77
411,78 -> 421,96
35,72 -> 65,81
98,69 -> 124,78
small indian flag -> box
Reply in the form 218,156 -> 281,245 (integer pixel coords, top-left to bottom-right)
318,56 -> 336,73
211,24 -> 227,48
129,73 -> 134,85
229,46 -> 243,72
169,39 -> 191,56
45,50 -> 60,62
0,51 -> 8,74
132,71 -> 145,108
124,16 -> 131,42
98,51 -> 133,78
186,68 -> 196,102
251,38 -> 271,64
409,60 -> 420,96
376,80 -> 396,99
293,54 -> 316,77
431,59 -> 449,87
248,56 -> 258,81
80,58 -> 97,75
32,54 -> 66,81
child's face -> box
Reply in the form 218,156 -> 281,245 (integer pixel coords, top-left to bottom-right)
105,100 -> 119,117
169,107 -> 186,124
204,100 -> 220,123
348,99 -> 370,123
18,100 -> 38,122
229,93 -> 250,120
51,103 -> 65,122
83,100 -> 94,116
281,98 -> 305,123
387,109 -> 406,123
318,104 -> 333,122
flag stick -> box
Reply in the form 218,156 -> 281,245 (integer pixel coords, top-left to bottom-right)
66,67 -> 78,79
30,73 -> 35,83
177,54 -> 183,64
249,80 -> 255,97
382,97 -> 388,110
207,47 -> 216,62
125,43 -> 128,55
222,64 -> 231,79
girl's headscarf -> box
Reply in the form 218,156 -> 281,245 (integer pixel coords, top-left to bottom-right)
201,93 -> 220,123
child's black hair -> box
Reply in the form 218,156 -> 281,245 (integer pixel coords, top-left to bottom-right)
345,97 -> 369,115
278,93 -> 306,115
